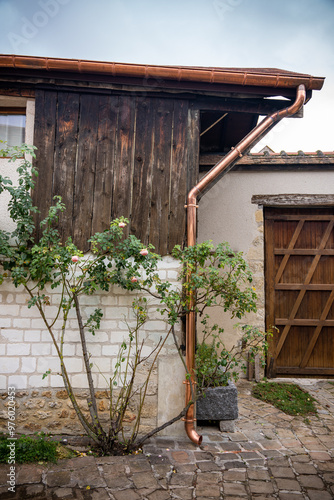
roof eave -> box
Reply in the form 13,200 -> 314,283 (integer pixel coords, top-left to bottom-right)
0,55 -> 325,92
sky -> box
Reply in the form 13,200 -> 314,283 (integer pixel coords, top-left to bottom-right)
0,0 -> 333,153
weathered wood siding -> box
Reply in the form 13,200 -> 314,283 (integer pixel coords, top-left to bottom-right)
32,90 -> 199,254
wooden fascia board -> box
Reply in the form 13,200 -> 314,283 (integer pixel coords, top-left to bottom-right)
200,154 -> 334,169
0,67 -> 316,100
252,194 -> 334,206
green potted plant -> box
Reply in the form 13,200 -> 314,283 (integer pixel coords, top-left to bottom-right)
195,319 -> 269,430
171,240 -> 267,432
165,240 -> 268,433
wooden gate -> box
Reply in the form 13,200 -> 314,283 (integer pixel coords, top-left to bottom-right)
265,207 -> 334,376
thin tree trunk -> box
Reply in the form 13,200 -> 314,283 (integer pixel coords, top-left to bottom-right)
73,294 -> 106,437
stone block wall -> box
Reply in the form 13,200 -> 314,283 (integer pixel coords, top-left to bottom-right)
0,387 -> 158,437
0,257 -> 184,436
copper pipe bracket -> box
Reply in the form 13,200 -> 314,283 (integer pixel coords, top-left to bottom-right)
182,417 -> 197,422
231,146 -> 243,158
184,204 -> 199,208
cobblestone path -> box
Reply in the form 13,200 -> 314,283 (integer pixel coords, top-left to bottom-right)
1,379 -> 334,499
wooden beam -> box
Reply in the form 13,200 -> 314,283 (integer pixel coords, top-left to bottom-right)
191,97 -> 294,115
200,154 -> 334,169
266,214 -> 334,220
0,87 -> 34,98
0,68 -> 303,98
276,283 -> 334,291
0,107 -> 26,114
265,217 -> 276,374
276,367 -> 334,375
276,319 -> 334,326
274,248 -> 334,256
254,196 -> 334,208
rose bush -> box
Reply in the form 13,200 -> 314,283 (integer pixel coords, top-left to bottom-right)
0,143 -> 266,454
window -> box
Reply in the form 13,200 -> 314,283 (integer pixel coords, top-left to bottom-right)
0,113 -> 26,147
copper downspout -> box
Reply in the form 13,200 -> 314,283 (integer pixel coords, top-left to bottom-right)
184,84 -> 306,445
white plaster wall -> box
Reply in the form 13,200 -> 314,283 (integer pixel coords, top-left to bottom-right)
198,170 -> 333,253
197,169 -> 334,349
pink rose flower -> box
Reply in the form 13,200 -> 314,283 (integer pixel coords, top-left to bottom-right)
119,222 -> 126,228
72,256 -> 79,263
140,248 -> 148,256
131,276 -> 138,283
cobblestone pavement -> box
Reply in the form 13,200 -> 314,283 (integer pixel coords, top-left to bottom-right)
1,379 -> 334,499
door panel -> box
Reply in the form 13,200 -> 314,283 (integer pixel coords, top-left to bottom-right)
265,207 -> 334,376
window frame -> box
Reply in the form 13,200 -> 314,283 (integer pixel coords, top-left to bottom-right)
0,107 -> 27,154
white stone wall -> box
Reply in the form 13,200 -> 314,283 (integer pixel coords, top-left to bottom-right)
0,257 -> 188,437
0,257 -> 183,391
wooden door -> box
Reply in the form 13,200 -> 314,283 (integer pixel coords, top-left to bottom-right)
265,207 -> 334,376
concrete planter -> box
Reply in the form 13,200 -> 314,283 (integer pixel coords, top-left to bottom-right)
196,381 -> 238,432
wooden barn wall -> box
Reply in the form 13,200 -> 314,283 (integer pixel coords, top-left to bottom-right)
32,89 -> 199,255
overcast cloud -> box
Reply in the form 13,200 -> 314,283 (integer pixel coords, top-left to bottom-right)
0,0 -> 333,152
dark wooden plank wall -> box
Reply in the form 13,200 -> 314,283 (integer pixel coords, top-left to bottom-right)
92,95 -> 118,234
150,99 -> 174,255
53,93 -> 80,242
33,90 -> 199,254
32,90 -> 57,231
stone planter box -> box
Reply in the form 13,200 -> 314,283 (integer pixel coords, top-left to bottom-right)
196,381 -> 238,432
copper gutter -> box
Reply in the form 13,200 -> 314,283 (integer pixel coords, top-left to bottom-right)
184,84 -> 306,445
0,55 -> 324,91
